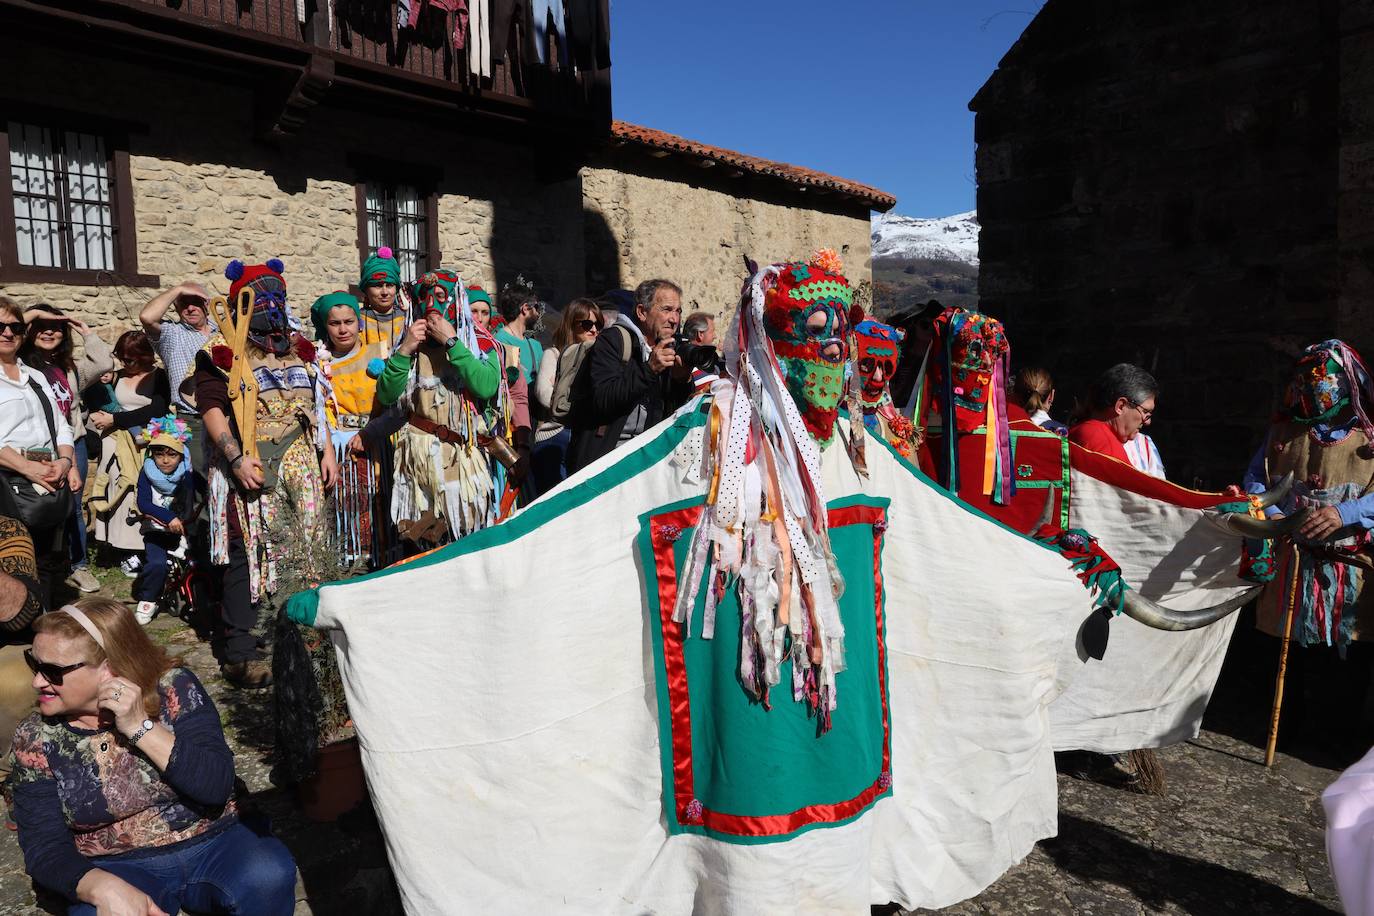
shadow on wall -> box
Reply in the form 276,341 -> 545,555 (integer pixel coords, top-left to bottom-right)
486,166 -> 601,322
583,207 -> 623,298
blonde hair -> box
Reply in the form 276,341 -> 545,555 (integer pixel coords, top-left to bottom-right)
1011,366 -> 1054,414
34,598 -> 179,717
0,296 -> 22,323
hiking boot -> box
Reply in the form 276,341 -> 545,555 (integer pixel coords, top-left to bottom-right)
221,659 -> 273,689
65,568 -> 100,593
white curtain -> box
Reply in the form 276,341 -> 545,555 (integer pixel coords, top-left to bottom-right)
7,122 -> 113,271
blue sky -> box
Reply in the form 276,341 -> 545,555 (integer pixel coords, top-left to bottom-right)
611,1 -> 1041,218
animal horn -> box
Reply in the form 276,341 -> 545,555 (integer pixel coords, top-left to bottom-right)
1253,472 -> 1294,509
1208,505 -> 1312,538
1118,585 -> 1262,632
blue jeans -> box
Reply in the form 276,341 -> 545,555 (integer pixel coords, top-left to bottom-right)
68,436 -> 89,570
530,427 -> 570,496
134,532 -> 177,603
68,821 -> 297,915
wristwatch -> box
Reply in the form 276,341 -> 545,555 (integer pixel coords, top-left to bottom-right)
444,335 -> 459,351
129,718 -> 155,745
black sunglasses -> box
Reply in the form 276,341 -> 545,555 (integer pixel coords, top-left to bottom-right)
576,319 -> 599,332
24,649 -> 86,686
0,321 -> 25,338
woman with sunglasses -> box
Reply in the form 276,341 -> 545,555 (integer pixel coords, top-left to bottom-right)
0,297 -> 76,610
532,298 -> 603,494
88,331 -> 171,576
19,304 -> 114,595
11,598 -> 298,915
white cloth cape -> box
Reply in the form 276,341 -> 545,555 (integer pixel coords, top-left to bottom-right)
309,401 -> 1093,914
1049,447 -> 1253,753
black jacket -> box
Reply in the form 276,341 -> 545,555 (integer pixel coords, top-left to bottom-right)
566,324 -> 691,473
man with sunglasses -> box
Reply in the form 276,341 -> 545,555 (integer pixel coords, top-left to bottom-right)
139,281 -> 218,473
1068,362 -> 1161,471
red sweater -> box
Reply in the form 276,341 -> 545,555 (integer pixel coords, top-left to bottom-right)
1068,418 -> 1130,463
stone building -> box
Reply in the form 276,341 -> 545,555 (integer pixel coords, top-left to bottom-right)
970,0 -> 1370,487
1,0 -> 890,344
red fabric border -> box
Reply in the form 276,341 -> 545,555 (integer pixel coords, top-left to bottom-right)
652,503 -> 891,838
1068,441 -> 1233,510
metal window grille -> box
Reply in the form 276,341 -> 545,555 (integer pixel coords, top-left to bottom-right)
363,181 -> 429,284
8,122 -> 115,272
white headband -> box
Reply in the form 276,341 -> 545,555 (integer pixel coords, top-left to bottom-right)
57,605 -> 105,650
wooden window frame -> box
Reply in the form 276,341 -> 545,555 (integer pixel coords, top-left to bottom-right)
351,156 -> 442,288
0,105 -> 158,288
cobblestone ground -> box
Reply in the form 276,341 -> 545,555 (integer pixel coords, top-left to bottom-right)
0,571 -> 1350,915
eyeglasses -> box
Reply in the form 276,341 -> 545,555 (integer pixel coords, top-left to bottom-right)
0,321 -> 25,338
24,649 -> 86,686
576,319 -> 599,332
1129,400 -> 1154,422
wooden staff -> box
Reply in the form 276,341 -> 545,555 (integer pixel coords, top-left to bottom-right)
207,289 -> 260,460
1265,541 -> 1302,767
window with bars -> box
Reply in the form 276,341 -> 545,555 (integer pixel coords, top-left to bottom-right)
0,117 -> 150,285
361,181 -> 432,284
8,122 -> 115,271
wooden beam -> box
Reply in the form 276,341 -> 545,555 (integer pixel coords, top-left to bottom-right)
258,55 -> 335,140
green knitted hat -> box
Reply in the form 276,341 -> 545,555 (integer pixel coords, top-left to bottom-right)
360,247 -> 400,289
311,291 -> 360,341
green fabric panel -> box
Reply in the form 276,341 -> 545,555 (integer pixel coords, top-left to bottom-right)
291,402 -> 714,626
644,494 -> 892,843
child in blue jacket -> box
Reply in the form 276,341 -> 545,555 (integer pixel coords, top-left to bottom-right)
133,415 -> 203,624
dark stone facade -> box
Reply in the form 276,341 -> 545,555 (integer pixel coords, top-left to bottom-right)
970,0 -> 1374,488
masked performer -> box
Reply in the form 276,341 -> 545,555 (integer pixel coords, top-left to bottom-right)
1247,340 -> 1374,649
852,318 -> 918,460
194,259 -> 337,688
311,291 -> 402,569
374,269 -> 515,549
676,248 -> 858,732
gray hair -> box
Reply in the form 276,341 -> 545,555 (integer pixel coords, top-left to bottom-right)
1089,363 -> 1158,411
682,311 -> 712,341
634,279 -> 682,313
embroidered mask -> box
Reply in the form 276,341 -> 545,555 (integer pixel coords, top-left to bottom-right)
929,309 -> 1010,434
225,259 -> 292,357
417,270 -> 463,324
1285,342 -> 1351,425
853,319 -> 900,411
763,253 -> 857,445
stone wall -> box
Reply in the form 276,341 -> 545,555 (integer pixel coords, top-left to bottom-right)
4,40 -> 872,354
581,158 -> 873,323
971,0 -> 1348,488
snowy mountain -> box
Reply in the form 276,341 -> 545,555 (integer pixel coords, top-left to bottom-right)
871,210 -> 980,267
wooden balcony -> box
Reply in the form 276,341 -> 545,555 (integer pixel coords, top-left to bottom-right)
6,0 -> 611,140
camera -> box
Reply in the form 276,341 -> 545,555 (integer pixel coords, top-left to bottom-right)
671,332 -> 722,373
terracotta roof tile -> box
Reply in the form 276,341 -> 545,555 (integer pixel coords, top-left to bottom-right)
611,121 -> 897,211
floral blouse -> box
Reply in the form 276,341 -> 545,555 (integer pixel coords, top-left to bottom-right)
10,667 -> 238,900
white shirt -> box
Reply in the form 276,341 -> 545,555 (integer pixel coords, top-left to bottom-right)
1124,432 -> 1165,479
0,363 -> 75,454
